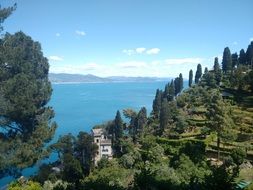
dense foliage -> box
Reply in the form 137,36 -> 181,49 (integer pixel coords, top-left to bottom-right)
1,3 -> 253,190
0,5 -> 56,178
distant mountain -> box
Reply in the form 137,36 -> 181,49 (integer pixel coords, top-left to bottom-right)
49,73 -> 170,83
107,76 -> 170,82
49,73 -> 111,83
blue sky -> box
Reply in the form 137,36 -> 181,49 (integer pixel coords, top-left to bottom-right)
1,0 -> 253,77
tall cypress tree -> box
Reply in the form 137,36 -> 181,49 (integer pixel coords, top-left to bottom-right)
174,77 -> 180,95
179,73 -> 183,93
195,63 -> 202,84
213,57 -> 222,85
239,49 -> 246,65
189,69 -> 193,87
113,110 -> 123,155
232,53 -> 239,68
222,47 -> 232,73
168,79 -> 175,101
152,89 -> 162,119
114,110 -> 123,140
246,42 -> 253,66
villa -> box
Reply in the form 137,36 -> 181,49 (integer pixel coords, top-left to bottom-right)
91,128 -> 113,164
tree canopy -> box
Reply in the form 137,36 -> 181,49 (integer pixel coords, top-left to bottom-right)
0,31 -> 56,177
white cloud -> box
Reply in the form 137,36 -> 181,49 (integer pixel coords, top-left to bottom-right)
118,61 -> 147,69
55,33 -> 60,37
146,48 -> 160,55
122,49 -> 135,56
233,41 -> 238,45
48,56 -> 64,61
49,57 -> 209,78
136,48 -> 146,54
164,58 -> 203,65
250,37 -> 253,42
123,47 -> 160,55
75,30 -> 86,36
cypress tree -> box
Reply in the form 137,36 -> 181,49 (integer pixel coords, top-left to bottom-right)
195,63 -> 202,84
246,42 -> 253,66
189,69 -> 193,87
113,110 -> 123,155
239,49 -> 246,65
213,57 -> 222,85
204,67 -> 208,74
222,47 -> 232,73
179,73 -> 183,93
174,77 -> 180,95
232,53 -> 239,68
136,107 -> 147,134
152,89 -> 162,119
168,79 -> 175,101
114,110 -> 123,140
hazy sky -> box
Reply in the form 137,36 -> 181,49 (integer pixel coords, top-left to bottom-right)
1,0 -> 253,77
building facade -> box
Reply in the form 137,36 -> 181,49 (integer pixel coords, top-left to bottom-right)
91,128 -> 113,164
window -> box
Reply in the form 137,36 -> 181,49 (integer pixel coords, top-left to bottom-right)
96,139 -> 99,143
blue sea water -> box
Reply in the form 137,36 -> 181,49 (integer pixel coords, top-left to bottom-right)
0,81 -> 170,187
51,82 -> 168,137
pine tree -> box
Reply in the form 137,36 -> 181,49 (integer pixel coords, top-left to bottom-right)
0,4 -> 16,32
222,47 -> 232,73
205,90 -> 234,160
189,69 -> 193,87
0,32 -> 57,177
195,63 -> 202,84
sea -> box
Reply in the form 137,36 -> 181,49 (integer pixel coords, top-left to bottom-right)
0,80 -> 188,187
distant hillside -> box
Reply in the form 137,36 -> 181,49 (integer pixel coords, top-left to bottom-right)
49,73 -> 111,83
49,73 -> 169,83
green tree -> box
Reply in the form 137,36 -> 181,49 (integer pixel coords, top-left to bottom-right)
168,79 -> 175,101
50,134 -> 75,161
0,4 -> 16,33
189,69 -> 193,87
8,180 -> 42,190
232,52 -> 238,68
113,110 -> 123,155
205,90 -> 234,160
239,49 -> 246,65
213,57 -> 222,85
222,47 -> 232,73
135,107 -> 147,135
75,131 -> 98,175
195,63 -> 202,84
246,41 -> 253,66
152,89 -> 162,119
179,73 -> 183,93
0,32 -> 57,177
159,100 -> 178,136
62,153 -> 83,184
